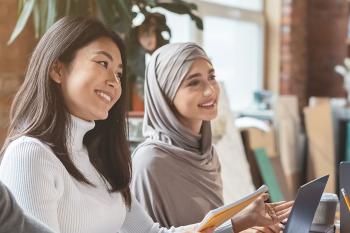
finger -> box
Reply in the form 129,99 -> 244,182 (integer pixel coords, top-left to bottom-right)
197,226 -> 215,233
204,227 -> 215,233
266,225 -> 280,233
276,208 -> 292,222
257,214 -> 276,227
273,201 -> 294,211
281,218 -> 288,224
279,223 -> 285,230
260,193 -> 270,202
273,201 -> 294,210
250,227 -> 266,233
276,206 -> 292,216
266,204 -> 277,217
268,201 -> 286,207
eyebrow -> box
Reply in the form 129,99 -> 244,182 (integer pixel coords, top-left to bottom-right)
95,51 -> 113,61
185,68 -> 215,81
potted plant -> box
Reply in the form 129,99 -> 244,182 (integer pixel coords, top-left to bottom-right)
9,0 -> 203,110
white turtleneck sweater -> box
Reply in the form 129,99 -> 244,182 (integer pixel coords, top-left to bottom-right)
0,116 -> 181,233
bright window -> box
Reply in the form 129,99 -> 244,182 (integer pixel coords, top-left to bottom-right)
150,1 -> 265,111
199,0 -> 264,11
203,16 -> 263,111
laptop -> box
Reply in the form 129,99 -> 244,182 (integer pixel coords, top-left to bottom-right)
284,175 -> 329,233
340,162 -> 350,232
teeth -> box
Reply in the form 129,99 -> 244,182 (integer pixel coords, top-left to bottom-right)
96,91 -> 111,102
199,101 -> 215,107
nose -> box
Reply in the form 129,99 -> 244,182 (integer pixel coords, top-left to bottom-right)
203,83 -> 215,97
106,72 -> 121,89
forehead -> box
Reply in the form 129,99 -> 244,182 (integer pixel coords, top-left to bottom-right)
78,37 -> 122,61
188,58 -> 213,72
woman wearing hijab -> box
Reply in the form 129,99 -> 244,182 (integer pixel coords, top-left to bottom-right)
131,42 -> 292,232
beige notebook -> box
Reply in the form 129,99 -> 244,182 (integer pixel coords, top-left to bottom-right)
197,185 -> 268,231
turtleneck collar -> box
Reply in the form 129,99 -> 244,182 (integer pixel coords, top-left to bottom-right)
69,114 -> 95,151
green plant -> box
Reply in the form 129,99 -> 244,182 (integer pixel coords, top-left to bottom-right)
9,0 -> 203,108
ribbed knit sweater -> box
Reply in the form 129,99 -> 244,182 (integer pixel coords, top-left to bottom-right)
0,180 -> 54,233
0,116 -> 181,233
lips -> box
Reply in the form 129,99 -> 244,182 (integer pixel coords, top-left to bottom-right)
198,100 -> 216,108
95,90 -> 114,104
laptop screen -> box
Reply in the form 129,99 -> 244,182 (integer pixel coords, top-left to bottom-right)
284,175 -> 329,233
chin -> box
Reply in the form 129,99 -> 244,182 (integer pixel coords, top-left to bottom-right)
201,110 -> 218,120
199,115 -> 216,122
93,111 -> 109,121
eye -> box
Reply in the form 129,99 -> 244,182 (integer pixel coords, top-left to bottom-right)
188,80 -> 200,86
209,74 -> 216,80
96,61 -> 108,69
114,72 -> 122,82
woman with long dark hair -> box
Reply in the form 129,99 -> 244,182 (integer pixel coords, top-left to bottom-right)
0,17 -> 215,233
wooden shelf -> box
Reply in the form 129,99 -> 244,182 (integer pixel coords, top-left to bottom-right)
128,111 -> 144,118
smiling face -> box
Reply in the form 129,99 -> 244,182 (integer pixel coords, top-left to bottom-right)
173,58 -> 220,133
50,37 -> 123,121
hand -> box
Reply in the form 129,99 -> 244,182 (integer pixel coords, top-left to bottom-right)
249,222 -> 286,233
249,193 -> 293,226
198,227 -> 215,233
232,193 -> 293,232
181,224 -> 215,233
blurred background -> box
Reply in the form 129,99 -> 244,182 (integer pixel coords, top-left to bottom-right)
1,2 -> 350,229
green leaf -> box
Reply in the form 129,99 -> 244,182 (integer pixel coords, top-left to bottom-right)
46,0 -> 57,30
114,0 -> 132,23
8,0 -> 37,44
141,0 -> 157,7
116,0 -> 130,14
156,2 -> 203,30
18,0 -> 25,14
97,0 -> 114,22
65,0 -> 72,15
32,2 -> 40,38
188,12 -> 203,30
97,0 -> 115,26
156,0 -> 197,10
156,2 -> 191,14
39,0 -> 48,36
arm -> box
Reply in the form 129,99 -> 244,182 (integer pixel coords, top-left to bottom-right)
121,194 -> 177,233
0,180 -> 55,233
0,139 -> 63,232
231,194 -> 292,232
121,195 -> 232,233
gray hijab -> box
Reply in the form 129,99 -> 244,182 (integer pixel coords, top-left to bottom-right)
132,42 -> 223,227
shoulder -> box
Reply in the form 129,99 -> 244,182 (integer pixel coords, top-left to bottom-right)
132,144 -> 171,175
132,144 -> 170,164
1,136 -> 63,173
0,136 -> 65,200
5,136 -> 53,154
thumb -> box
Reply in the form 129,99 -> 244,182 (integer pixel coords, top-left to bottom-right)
260,193 -> 269,202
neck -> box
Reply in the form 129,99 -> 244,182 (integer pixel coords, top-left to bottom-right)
177,116 -> 203,134
69,114 -> 95,151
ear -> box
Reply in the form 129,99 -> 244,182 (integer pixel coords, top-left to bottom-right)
50,60 -> 64,84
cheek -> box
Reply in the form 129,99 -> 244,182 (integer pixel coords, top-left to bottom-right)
113,86 -> 123,105
176,101 -> 193,115
173,92 -> 199,117
67,77 -> 92,97
62,72 -> 95,104
215,84 -> 220,98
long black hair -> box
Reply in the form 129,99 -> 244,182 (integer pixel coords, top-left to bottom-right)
1,17 -> 131,207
